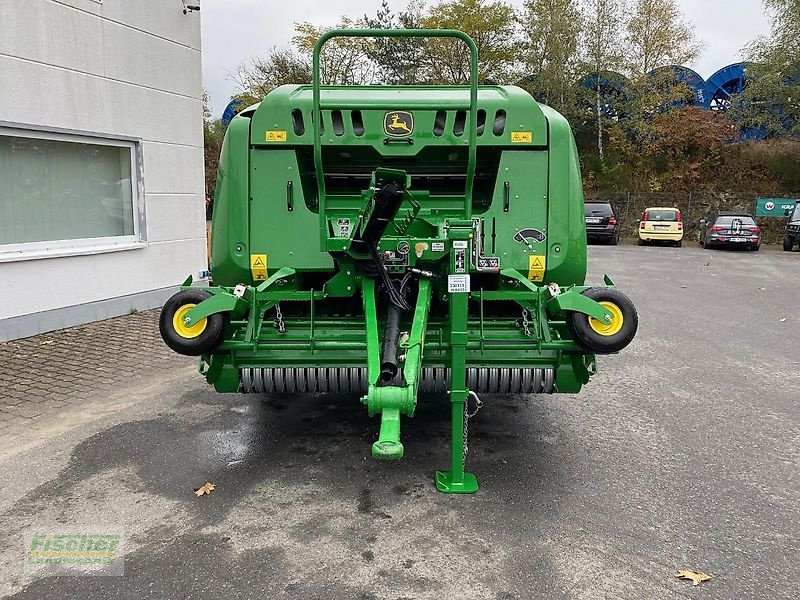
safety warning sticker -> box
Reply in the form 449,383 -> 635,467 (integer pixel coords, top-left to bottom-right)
511,131 -> 533,143
250,254 -> 268,281
448,274 -> 470,294
528,254 -> 546,282
337,218 -> 351,238
265,131 -> 287,142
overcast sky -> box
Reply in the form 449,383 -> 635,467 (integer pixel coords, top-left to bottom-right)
200,0 -> 772,115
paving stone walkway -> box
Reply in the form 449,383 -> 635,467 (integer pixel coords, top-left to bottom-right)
0,310 -> 192,432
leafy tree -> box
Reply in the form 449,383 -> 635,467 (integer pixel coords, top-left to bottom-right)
202,91 -> 225,197
623,0 -> 702,78
421,0 -> 520,83
733,0 -> 800,136
293,17 -> 377,85
618,1 -> 702,156
581,0 -> 627,162
363,1 -> 428,84
519,0 -> 583,116
232,47 -> 311,106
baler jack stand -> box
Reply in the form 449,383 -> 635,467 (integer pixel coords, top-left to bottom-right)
435,277 -> 478,494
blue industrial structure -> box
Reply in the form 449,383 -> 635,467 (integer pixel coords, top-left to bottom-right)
577,62 -> 781,140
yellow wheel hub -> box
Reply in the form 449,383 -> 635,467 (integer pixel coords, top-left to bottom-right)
588,301 -> 624,336
172,304 -> 207,339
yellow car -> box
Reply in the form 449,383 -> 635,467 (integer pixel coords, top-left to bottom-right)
638,207 -> 684,247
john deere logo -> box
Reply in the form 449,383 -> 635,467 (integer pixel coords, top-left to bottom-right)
384,111 -> 414,137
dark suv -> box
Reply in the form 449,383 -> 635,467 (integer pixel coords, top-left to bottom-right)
584,202 -> 620,245
783,201 -> 800,251
699,212 -> 761,251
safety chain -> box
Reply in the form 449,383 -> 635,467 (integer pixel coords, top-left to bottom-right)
517,309 -> 532,338
273,302 -> 286,333
462,390 -> 484,460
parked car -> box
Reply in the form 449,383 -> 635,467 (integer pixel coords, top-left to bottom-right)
637,207 -> 684,247
585,202 -> 620,245
783,201 -> 800,251
699,212 -> 761,251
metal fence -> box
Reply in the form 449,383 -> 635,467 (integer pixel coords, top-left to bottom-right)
585,191 -> 791,242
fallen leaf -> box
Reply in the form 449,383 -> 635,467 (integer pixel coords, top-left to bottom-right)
780,318 -> 787,322
676,570 -> 712,586
194,482 -> 216,497
40,340 -> 54,346
759,287 -> 766,291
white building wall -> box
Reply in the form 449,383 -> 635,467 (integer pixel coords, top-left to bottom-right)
0,0 -> 205,339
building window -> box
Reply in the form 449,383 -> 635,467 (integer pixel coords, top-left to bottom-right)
0,127 -> 143,261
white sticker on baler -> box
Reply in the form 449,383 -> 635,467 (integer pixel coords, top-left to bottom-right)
448,274 -> 471,293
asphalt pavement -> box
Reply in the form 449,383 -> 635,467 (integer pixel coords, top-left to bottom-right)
0,243 -> 798,599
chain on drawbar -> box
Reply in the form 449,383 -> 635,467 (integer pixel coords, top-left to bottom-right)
462,390 -> 483,460
273,302 -> 286,333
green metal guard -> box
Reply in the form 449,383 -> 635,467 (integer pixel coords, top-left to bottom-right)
312,29 -> 479,247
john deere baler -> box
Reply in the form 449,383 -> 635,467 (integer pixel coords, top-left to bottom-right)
160,29 -> 638,493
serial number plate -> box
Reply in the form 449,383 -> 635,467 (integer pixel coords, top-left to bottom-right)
447,274 -> 471,293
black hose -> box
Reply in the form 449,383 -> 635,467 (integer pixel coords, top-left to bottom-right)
380,302 -> 402,383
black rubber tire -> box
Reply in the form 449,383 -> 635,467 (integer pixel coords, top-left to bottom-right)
159,289 -> 228,356
752,244 -> 760,252
637,238 -> 645,246
675,240 -> 683,248
566,288 -> 638,354
784,236 -> 795,251
609,234 -> 619,246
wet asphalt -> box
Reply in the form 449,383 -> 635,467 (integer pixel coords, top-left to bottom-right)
0,243 -> 798,599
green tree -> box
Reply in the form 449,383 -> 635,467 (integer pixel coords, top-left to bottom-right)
623,0 -> 702,78
734,0 -> 800,136
232,47 -> 311,106
363,1 -> 428,84
519,0 -> 583,116
293,17 -> 377,85
421,0 -> 520,83
582,0 -> 627,162
619,0 -> 702,154
202,91 -> 225,197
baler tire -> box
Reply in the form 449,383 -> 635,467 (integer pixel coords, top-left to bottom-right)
159,289 -> 228,356
567,288 -> 638,354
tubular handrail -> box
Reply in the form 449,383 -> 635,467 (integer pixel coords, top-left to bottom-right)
312,29 -> 479,246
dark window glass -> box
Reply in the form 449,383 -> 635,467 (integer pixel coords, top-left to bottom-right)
647,209 -> 678,221
716,216 -> 756,226
585,203 -> 614,216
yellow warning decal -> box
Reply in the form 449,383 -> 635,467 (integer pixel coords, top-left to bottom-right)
511,131 -> 533,143
528,254 -> 546,282
250,254 -> 268,281
265,130 -> 287,142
